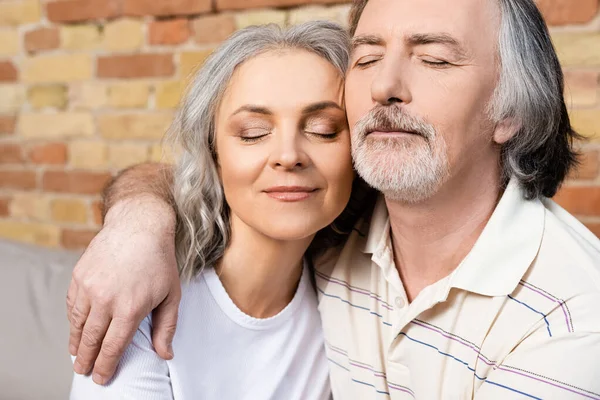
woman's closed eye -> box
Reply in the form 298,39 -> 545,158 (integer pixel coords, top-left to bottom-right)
239,128 -> 271,142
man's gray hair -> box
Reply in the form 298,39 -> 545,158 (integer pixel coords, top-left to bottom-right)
491,0 -> 579,199
349,0 -> 580,200
169,21 -> 352,281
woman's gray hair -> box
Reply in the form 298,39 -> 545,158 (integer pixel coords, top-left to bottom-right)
490,0 -> 580,199
168,21 -> 352,281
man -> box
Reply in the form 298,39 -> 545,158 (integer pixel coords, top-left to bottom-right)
67,0 -> 600,398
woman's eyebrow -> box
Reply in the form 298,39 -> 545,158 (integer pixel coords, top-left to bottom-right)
231,105 -> 273,116
302,101 -> 343,114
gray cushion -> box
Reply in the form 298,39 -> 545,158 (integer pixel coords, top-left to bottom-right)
0,239 -> 80,400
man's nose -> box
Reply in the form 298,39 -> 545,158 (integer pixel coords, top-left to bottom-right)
370,56 -> 411,106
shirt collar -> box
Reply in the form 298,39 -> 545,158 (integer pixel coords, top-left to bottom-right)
360,178 -> 545,297
450,178 -> 545,296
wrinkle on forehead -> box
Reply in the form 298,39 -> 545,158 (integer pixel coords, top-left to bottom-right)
355,0 -> 501,56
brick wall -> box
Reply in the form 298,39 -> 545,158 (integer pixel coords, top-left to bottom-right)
0,0 -> 598,249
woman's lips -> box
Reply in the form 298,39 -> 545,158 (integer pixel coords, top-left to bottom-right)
263,186 -> 319,202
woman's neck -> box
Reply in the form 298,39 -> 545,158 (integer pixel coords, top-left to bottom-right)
215,215 -> 314,318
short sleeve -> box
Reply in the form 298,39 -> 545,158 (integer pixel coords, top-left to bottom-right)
70,316 -> 174,400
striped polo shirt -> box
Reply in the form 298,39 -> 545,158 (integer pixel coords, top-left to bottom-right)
315,178 -> 600,399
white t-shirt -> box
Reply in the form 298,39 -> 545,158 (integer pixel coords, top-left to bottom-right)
70,264 -> 331,400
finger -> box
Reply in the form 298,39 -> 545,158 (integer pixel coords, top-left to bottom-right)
91,316 -> 138,385
151,291 -> 180,360
66,279 -> 78,326
68,289 -> 90,357
73,308 -> 111,376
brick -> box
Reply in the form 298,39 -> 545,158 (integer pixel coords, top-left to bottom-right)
0,169 -> 36,190
61,228 -> 98,250
68,140 -> 108,169
568,150 -> 599,180
51,198 -> 88,224
586,223 -> 600,238
0,1 -> 41,26
91,200 -> 103,225
43,170 -> 112,195
0,116 -> 16,135
107,82 -> 149,108
149,19 -> 190,46
191,14 -> 236,44
123,0 -> 211,17
24,28 -> 60,53
22,54 -> 93,83
103,18 -> 144,51
218,0 -> 344,11
0,61 -> 18,82
98,54 -> 175,79
564,70 -> 599,107
60,24 -> 102,50
570,109 -> 600,142
0,84 -> 25,113
0,30 -> 19,56
98,113 -> 173,139
27,84 -> 68,109
149,143 -> 175,163
554,186 -> 600,216
553,32 -> 600,67
69,83 -> 107,110
28,143 -> 68,165
288,5 -> 347,25
234,9 -> 287,29
108,143 -> 149,169
0,197 -> 8,216
9,192 -> 52,220
19,112 -> 94,139
180,50 -> 213,79
30,142 -> 64,165
0,143 -> 24,164
537,0 -> 599,25
155,80 -> 183,109
47,0 -> 121,23
0,221 -> 60,248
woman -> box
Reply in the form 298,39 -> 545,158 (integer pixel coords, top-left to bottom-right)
70,21 -> 369,399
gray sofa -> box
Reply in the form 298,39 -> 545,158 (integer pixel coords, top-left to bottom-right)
1,239 -> 80,399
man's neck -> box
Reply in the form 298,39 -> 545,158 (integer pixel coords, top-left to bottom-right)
215,215 -> 313,319
386,167 -> 503,302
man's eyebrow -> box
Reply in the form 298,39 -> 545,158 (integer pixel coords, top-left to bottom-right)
406,33 -> 468,58
302,101 -> 343,114
352,34 -> 385,51
232,105 -> 273,116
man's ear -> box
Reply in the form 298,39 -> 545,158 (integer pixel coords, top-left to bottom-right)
493,118 -> 521,145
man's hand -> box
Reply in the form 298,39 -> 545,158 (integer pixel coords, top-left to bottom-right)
66,196 -> 180,385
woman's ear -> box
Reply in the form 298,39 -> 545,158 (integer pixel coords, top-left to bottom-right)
493,118 -> 521,145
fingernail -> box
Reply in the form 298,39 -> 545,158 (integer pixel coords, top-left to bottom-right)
93,373 -> 105,385
73,360 -> 84,375
69,344 -> 77,356
167,344 -> 174,359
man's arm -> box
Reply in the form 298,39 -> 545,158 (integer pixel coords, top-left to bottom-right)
66,162 -> 181,385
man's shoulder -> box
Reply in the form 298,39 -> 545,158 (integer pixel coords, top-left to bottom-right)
519,198 -> 600,332
535,198 -> 600,285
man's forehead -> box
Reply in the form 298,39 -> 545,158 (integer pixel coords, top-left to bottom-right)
354,0 -> 500,42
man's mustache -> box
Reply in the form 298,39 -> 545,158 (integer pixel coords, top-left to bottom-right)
353,107 -> 435,141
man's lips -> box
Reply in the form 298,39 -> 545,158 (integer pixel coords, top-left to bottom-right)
263,186 -> 319,202
368,129 -> 421,137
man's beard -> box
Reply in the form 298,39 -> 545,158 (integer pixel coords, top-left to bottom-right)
351,106 -> 450,203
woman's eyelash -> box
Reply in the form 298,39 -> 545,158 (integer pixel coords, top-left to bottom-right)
306,131 -> 339,139
240,134 -> 269,142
